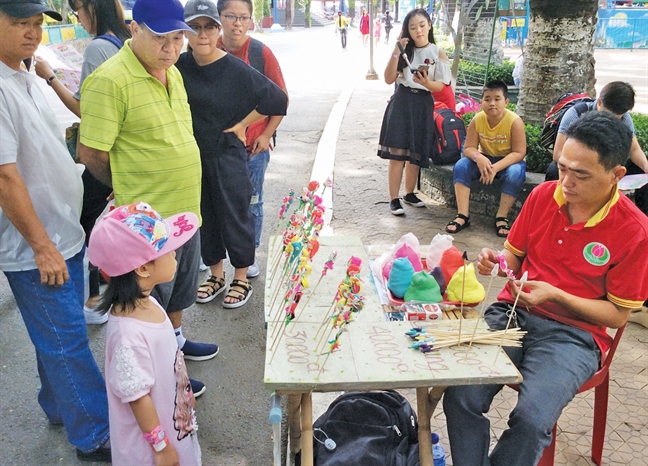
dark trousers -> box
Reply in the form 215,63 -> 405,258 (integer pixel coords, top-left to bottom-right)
200,134 -> 255,269
80,169 -> 112,298
340,29 -> 347,48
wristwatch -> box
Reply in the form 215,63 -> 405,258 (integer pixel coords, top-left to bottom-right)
46,75 -> 56,86
143,425 -> 169,452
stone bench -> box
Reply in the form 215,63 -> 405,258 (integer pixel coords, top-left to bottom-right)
419,164 -> 545,221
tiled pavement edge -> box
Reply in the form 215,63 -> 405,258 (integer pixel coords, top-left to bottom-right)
326,82 -> 648,466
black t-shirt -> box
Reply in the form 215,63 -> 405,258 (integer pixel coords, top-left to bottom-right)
176,51 -> 287,158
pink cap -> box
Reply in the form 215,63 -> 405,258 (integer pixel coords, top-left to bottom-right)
88,202 -> 198,277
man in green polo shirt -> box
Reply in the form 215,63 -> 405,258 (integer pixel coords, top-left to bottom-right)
78,0 -> 216,396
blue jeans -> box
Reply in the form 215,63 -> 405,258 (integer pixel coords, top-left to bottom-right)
443,303 -> 600,466
248,149 -> 270,248
4,247 -> 109,453
453,155 -> 527,198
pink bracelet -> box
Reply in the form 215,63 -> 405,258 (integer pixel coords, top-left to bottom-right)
473,152 -> 481,162
143,425 -> 169,452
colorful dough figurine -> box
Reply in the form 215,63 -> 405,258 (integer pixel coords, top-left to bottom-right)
404,271 -> 443,303
387,257 -> 415,298
446,263 -> 485,303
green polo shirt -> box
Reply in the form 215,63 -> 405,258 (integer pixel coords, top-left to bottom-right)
80,39 -> 201,222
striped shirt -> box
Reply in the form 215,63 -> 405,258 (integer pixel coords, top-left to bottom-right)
79,40 -> 201,222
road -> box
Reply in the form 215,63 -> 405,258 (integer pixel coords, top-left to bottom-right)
0,24 -> 646,465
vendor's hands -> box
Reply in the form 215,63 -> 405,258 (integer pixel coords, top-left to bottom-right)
509,279 -> 556,308
250,133 -> 271,156
34,243 -> 69,286
223,122 -> 247,146
154,444 -> 179,466
33,55 -> 55,80
476,248 -> 499,276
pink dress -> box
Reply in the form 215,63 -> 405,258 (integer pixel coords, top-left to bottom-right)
105,297 -> 202,465
360,14 -> 370,35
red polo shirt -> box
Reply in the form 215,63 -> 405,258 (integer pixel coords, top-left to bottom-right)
217,36 -> 286,147
498,181 -> 648,353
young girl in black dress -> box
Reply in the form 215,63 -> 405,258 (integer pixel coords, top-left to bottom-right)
377,8 -> 451,216
176,0 -> 287,308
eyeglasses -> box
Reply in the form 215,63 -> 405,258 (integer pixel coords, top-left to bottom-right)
221,14 -> 251,24
188,23 -> 220,36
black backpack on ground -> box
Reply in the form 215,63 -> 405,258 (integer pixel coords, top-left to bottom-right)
313,391 -> 420,466
539,93 -> 594,152
431,108 -> 466,165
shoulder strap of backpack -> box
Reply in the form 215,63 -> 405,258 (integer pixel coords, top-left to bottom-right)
93,34 -> 123,49
248,38 -> 265,75
572,100 -> 593,118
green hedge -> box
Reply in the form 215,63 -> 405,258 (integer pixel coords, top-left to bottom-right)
457,60 -> 515,87
459,110 -> 648,174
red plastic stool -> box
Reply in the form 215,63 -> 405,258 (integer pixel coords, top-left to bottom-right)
509,325 -> 626,466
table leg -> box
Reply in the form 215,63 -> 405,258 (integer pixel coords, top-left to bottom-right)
288,394 -> 302,457
417,387 -> 433,466
428,386 -> 447,414
300,392 -> 314,466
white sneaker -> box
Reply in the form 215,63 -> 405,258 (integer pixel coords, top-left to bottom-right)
246,258 -> 260,278
84,305 -> 109,325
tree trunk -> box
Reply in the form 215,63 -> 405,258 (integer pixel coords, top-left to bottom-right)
516,0 -> 598,125
286,0 -> 294,30
462,1 -> 503,66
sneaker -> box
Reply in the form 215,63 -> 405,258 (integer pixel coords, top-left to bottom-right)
402,192 -> 425,207
190,378 -> 206,398
390,198 -> 405,216
246,258 -> 260,278
182,340 -> 219,361
77,438 -> 111,462
84,305 -> 109,325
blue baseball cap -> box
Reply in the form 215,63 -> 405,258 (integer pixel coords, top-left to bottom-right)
133,0 -> 195,34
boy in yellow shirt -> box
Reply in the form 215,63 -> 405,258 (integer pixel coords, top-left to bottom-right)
446,80 -> 527,237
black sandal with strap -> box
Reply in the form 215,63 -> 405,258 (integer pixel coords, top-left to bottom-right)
222,279 -> 253,309
495,217 -> 511,238
196,275 -> 226,304
446,213 -> 471,234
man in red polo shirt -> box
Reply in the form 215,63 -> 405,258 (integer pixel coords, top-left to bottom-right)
443,111 -> 648,466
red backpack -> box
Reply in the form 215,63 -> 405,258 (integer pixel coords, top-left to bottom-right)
431,107 -> 466,165
540,93 -> 594,152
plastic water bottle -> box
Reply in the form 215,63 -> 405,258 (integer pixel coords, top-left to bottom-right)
269,391 -> 282,424
431,433 -> 446,466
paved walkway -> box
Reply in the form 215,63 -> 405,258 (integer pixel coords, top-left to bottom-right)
326,73 -> 648,465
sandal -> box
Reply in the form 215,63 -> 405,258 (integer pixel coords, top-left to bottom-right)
495,217 -> 511,238
222,279 -> 253,309
196,275 -> 226,304
445,214 -> 471,234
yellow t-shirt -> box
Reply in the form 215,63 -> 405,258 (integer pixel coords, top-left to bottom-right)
473,109 -> 520,158
80,40 -> 202,222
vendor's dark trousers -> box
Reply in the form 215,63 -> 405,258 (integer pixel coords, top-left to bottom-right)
443,303 -> 600,466
340,29 -> 347,48
200,140 -> 255,269
625,160 -> 648,215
